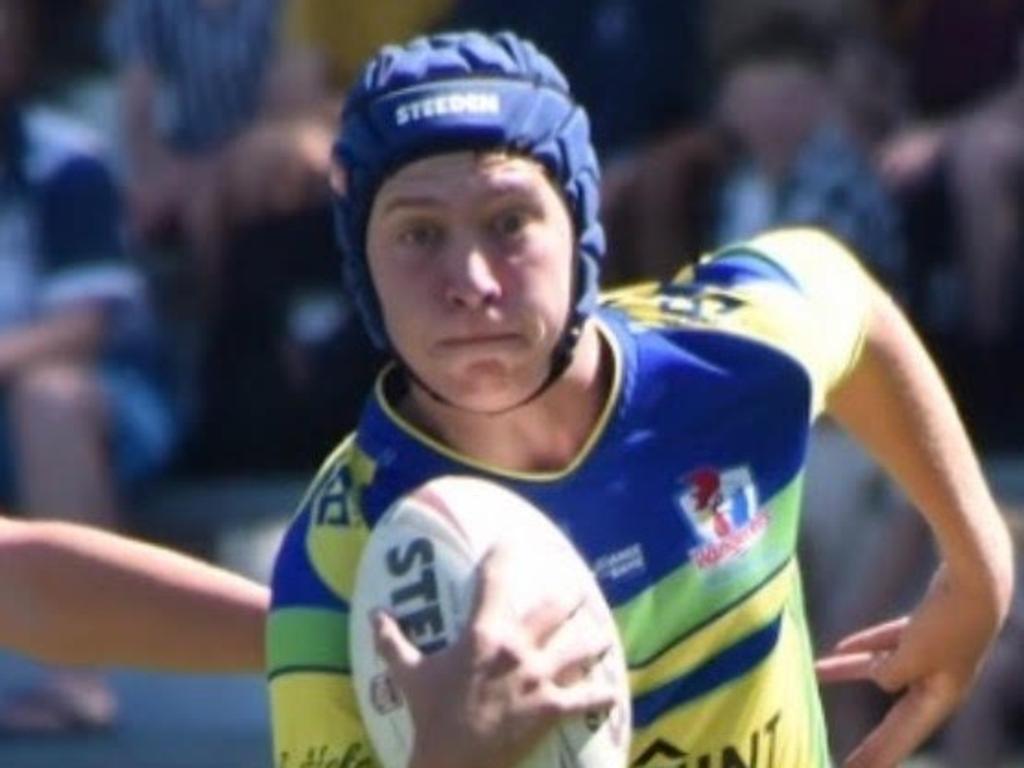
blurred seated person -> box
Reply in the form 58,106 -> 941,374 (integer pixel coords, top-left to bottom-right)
870,0 -> 1024,190
866,0 -> 1024,333
155,0 -> 449,472
211,0 -> 461,243
600,13 -> 905,292
0,0 -> 176,734
861,1 -> 1024,449
108,0 -> 383,473
600,127 -> 727,285
713,10 -> 905,295
861,0 -> 1024,337
932,71 -> 1024,451
107,0 -> 284,301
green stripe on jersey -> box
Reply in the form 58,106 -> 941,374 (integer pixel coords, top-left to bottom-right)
615,475 -> 805,665
268,607 -> 351,675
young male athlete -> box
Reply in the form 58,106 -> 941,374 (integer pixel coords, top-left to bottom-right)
267,31 -> 1014,768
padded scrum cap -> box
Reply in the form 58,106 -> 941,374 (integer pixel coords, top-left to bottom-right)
332,31 -> 604,351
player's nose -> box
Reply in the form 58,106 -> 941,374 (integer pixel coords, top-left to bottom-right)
443,239 -> 502,310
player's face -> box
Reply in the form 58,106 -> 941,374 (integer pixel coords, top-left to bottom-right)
367,151 -> 575,412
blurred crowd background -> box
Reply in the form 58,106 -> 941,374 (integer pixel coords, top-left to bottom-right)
0,0 -> 1021,764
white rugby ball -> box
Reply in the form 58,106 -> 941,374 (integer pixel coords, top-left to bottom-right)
349,475 -> 631,768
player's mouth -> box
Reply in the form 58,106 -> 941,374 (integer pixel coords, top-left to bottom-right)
437,332 -> 524,350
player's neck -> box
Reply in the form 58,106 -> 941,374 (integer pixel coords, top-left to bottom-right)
403,321 -> 613,473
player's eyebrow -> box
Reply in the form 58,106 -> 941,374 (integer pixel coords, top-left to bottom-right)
378,194 -> 445,216
484,177 -> 541,197
378,177 -> 539,217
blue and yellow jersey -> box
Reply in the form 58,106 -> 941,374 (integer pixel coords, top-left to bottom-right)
267,229 -> 873,768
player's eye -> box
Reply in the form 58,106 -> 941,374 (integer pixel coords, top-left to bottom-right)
398,221 -> 443,251
491,208 -> 528,240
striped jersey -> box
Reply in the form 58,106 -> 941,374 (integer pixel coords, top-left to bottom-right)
267,228 -> 872,768
108,0 -> 280,152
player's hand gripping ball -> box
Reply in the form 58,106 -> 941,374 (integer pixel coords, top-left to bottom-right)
350,475 -> 632,767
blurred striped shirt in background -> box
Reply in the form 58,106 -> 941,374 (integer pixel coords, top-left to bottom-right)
107,0 -> 281,152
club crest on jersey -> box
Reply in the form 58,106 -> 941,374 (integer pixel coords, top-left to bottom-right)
676,466 -> 769,569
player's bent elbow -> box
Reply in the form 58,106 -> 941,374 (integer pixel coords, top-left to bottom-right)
986,520 -> 1016,624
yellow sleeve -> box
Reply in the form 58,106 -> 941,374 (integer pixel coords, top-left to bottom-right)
604,226 -> 874,420
742,228 -> 872,410
617,226 -> 873,417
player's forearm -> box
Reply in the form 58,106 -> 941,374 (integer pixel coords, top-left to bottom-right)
0,519 -> 268,671
826,285 -> 1014,622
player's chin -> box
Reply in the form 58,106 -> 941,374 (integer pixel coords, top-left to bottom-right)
436,366 -> 545,414
442,381 -> 531,414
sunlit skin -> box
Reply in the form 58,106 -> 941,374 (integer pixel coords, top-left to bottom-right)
366,151 -> 609,471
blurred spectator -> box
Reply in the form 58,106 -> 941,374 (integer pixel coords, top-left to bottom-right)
184,0 -> 460,473
713,10 -> 905,293
944,85 -> 1024,350
708,0 -> 852,60
825,31 -> 906,157
210,0 -> 461,233
600,127 -> 726,285
449,0 -> 710,160
103,0 -> 379,474
855,2 -> 1024,450
601,11 -> 905,293
163,0 -> 460,473
865,1 -> 1024,231
0,0 -> 176,734
869,0 -> 1024,120
866,0 -> 1024,293
107,0 -> 282,302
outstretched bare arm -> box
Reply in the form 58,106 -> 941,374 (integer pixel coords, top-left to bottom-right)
0,517 -> 268,672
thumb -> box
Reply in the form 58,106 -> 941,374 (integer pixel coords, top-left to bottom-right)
373,609 -> 423,673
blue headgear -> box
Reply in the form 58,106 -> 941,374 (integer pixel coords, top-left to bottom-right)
332,30 -> 604,356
